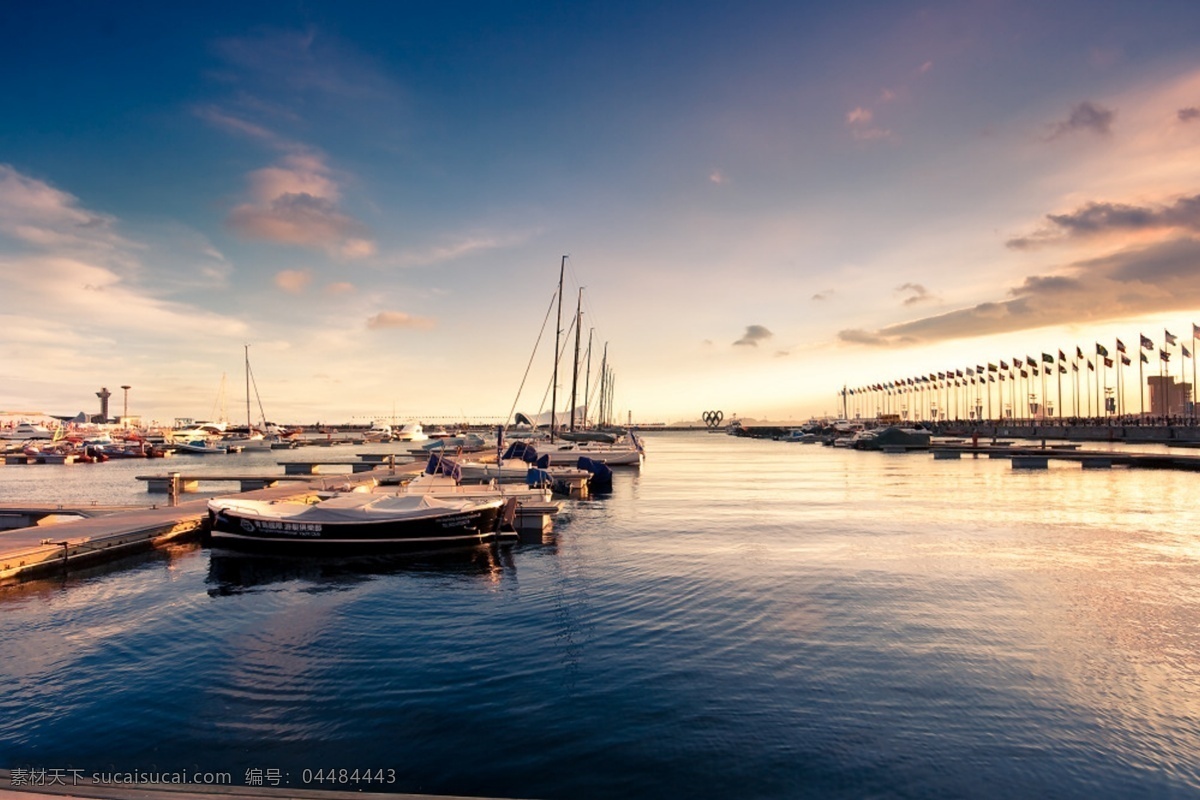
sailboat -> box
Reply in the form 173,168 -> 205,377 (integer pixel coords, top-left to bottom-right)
222,345 -> 275,451
514,257 -> 644,467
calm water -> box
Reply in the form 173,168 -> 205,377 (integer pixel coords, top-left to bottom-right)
3,432 -> 1200,798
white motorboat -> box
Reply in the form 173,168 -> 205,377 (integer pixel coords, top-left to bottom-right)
208,493 -> 509,553
1,422 -> 57,440
534,431 -> 644,466
394,423 -> 428,442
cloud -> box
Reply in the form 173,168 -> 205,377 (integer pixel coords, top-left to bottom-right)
212,27 -> 401,103
917,60 -> 933,75
274,268 -> 313,293
846,107 -> 873,125
325,281 -> 356,294
811,290 -> 834,301
733,325 -> 773,347
1179,107 -> 1200,123
1007,193 -> 1200,248
839,237 -> 1200,347
225,187 -> 372,256
1,254 -> 247,340
896,282 -> 935,306
709,170 -> 725,185
844,105 -> 892,141
380,230 -> 536,269
1045,101 -> 1116,140
193,106 -> 287,148
0,164 -> 134,259
202,104 -> 377,260
366,311 -> 435,330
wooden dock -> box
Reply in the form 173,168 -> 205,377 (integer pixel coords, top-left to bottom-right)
0,504 -> 146,530
0,462 -> 423,585
0,499 -> 210,585
928,442 -> 1200,471
135,474 -> 319,493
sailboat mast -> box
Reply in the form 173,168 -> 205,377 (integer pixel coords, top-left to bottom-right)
569,287 -> 583,431
550,255 -> 566,443
245,344 -> 252,431
583,328 -> 593,429
598,343 -> 608,428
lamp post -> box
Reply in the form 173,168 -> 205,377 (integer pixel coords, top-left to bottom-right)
120,385 -> 131,421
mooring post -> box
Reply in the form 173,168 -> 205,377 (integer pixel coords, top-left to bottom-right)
169,472 -> 180,507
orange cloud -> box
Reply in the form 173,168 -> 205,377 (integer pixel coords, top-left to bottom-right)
366,311 -> 435,330
274,268 -> 313,293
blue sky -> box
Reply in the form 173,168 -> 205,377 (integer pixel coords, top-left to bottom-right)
4,1 -> 1200,425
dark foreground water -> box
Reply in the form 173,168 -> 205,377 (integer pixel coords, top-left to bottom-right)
3,432 -> 1199,798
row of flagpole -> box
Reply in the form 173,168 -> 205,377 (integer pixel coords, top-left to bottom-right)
839,324 -> 1200,423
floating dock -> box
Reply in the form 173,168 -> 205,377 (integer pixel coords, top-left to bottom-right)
0,461 -> 425,585
928,442 -> 1200,471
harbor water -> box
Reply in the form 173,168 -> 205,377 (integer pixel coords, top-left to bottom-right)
2,432 -> 1199,798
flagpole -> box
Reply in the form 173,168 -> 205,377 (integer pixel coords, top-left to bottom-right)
1087,361 -> 1093,418
1162,347 -> 1167,421
1139,347 -> 1145,419
1075,357 -> 1084,419
1057,356 -> 1063,421
1010,369 -> 1015,422
1040,367 -> 1046,422
1102,357 -> 1108,419
1193,326 -> 1197,421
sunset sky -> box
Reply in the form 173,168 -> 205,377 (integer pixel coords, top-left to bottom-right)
4,1 -> 1200,425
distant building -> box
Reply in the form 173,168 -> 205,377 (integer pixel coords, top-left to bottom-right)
1146,376 -> 1192,416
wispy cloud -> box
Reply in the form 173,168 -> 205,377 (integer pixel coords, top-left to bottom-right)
839,237 -> 1200,347
733,325 -> 773,347
1179,106 -> 1200,123
896,282 -> 936,306
1007,192 -> 1200,248
380,230 -> 537,269
1045,101 -> 1116,140
193,105 -> 287,148
845,106 -> 891,141
366,311 -> 435,330
325,281 -> 356,294
226,152 -> 376,259
274,268 -> 313,293
811,290 -> 834,302
211,27 -> 402,103
0,164 -> 135,261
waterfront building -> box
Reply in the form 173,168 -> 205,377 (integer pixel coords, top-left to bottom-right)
1147,376 -> 1193,416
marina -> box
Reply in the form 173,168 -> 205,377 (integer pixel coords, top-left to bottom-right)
7,3 -> 1200,796
3,431 -> 1199,798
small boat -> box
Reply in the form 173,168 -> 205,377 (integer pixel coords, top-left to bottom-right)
393,423 -> 428,442
558,429 -> 619,444
1,422 -> 57,440
174,439 -> 229,455
533,431 -> 645,466
420,433 -> 488,453
207,494 -> 510,553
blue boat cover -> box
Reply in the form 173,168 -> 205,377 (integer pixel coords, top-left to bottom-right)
502,442 -> 540,463
577,456 -> 613,493
526,468 -> 553,487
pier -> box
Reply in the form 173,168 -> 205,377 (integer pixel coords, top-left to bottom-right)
0,462 -> 424,585
927,442 -> 1200,471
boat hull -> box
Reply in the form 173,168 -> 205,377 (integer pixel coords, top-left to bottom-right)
207,502 -> 504,554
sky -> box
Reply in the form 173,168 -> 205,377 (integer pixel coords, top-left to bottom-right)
4,0 -> 1200,426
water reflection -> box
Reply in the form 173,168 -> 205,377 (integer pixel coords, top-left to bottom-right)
205,544 -> 518,594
